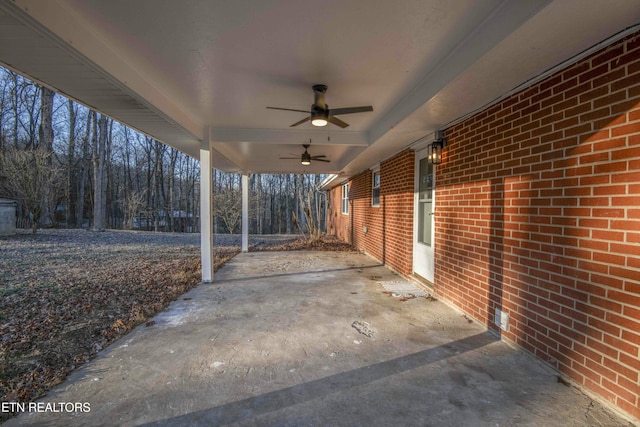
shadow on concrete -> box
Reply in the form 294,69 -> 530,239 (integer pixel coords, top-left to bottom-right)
212,263 -> 384,284
141,332 -> 495,426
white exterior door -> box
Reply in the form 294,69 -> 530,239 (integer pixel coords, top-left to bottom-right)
413,149 -> 435,283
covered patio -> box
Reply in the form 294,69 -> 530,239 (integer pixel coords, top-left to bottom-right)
1,1 -> 639,422
5,251 -> 629,426
1,0 -> 639,282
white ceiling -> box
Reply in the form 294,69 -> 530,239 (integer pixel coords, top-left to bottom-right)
1,0 -> 639,177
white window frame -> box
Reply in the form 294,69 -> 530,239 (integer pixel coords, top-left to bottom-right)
371,169 -> 380,207
341,183 -> 349,215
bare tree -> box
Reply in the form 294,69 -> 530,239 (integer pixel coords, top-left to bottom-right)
65,99 -> 77,227
285,174 -> 292,233
0,147 -> 62,234
0,66 -> 330,236
38,86 -> 55,225
120,189 -> 145,229
0,71 -> 9,151
214,186 -> 241,233
38,87 -> 54,151
76,108 -> 92,227
9,74 -> 40,148
92,113 -> 108,231
167,147 -> 178,232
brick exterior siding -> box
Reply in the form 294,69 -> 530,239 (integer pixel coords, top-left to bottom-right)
327,180 -> 352,244
327,150 -> 415,277
437,32 -> 640,419
326,31 -> 640,419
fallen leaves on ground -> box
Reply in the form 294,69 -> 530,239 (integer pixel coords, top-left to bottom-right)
0,230 -> 238,422
249,234 -> 356,252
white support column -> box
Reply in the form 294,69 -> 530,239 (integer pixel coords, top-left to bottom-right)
241,173 -> 249,253
200,146 -> 214,283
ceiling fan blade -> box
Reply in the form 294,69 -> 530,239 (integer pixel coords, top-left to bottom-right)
310,155 -> 327,159
266,106 -> 311,113
328,115 -> 349,128
290,116 -> 311,127
330,106 -> 373,115
279,157 -> 299,160
313,158 -> 331,163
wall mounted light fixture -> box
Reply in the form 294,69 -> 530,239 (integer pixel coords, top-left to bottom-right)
428,130 -> 446,165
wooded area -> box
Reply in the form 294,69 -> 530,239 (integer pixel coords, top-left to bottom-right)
0,67 -> 326,235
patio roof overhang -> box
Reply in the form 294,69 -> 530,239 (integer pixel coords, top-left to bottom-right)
1,0 -> 639,179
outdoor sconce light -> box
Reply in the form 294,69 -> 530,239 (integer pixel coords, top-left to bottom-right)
429,140 -> 443,164
428,130 -> 446,165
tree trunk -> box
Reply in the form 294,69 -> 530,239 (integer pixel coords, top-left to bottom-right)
76,109 -> 92,227
192,160 -> 198,232
66,99 -> 76,227
168,148 -> 177,232
151,140 -> 160,231
286,174 -> 292,234
154,140 -> 165,231
105,119 -> 114,228
38,86 -> 55,226
145,137 -> 153,231
38,87 -> 54,151
257,174 -> 263,234
10,72 -> 19,144
92,113 -> 108,231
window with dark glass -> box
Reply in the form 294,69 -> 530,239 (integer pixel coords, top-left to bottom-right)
341,183 -> 349,214
372,171 -> 380,207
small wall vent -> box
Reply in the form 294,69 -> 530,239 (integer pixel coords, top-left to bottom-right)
495,308 -> 509,332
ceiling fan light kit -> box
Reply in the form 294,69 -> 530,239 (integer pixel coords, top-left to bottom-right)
267,84 -> 373,128
280,143 -> 330,166
301,155 -> 311,165
311,110 -> 328,127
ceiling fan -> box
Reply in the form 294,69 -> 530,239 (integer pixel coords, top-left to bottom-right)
280,144 -> 330,165
267,84 -> 373,128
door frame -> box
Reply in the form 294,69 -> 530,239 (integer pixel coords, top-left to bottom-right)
412,148 -> 436,284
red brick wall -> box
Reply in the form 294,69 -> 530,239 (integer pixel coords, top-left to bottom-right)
437,32 -> 640,419
379,150 -> 415,276
327,180 -> 351,242
326,150 -> 414,276
350,171 -> 371,254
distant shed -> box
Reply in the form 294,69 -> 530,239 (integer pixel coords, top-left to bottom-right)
0,198 -> 16,236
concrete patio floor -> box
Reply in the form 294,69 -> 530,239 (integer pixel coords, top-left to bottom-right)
7,251 -> 632,426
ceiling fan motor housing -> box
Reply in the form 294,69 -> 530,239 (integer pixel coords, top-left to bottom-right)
312,84 -> 328,93
313,84 -> 328,109
301,151 -> 311,164
267,84 -> 372,128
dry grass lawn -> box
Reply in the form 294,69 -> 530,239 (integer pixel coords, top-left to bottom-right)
0,231 -> 210,416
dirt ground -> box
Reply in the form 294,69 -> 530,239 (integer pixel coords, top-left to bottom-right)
0,229 -> 337,423
5,251 -> 635,426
